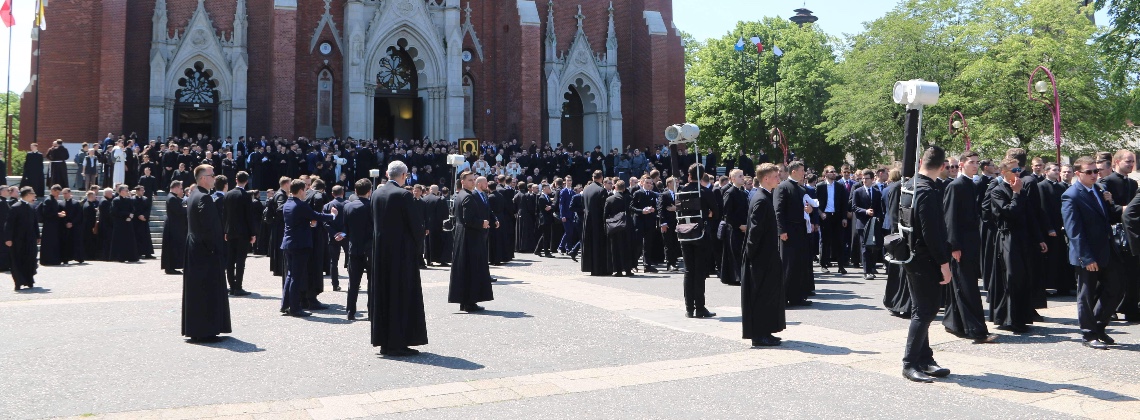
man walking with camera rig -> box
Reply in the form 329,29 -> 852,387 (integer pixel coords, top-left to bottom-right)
900,146 -> 953,383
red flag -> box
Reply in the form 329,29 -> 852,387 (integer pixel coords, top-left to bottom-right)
0,0 -> 14,28
749,36 -> 764,54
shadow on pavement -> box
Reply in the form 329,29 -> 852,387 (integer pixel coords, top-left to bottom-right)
17,287 -> 52,294
469,310 -> 533,319
188,336 -> 266,353
950,372 -> 1137,401
381,352 -> 486,370
778,341 -> 880,356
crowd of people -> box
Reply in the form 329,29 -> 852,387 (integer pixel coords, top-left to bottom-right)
7,132 -> 1140,383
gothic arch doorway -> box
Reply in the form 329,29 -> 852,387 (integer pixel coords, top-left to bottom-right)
373,40 -> 423,141
173,61 -> 220,138
561,86 -> 584,149
560,79 -> 599,151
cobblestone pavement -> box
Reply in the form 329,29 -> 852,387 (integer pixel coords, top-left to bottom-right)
2,252 -> 1140,419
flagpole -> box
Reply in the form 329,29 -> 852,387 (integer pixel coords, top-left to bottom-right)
32,0 -> 39,155
5,13 -> 11,176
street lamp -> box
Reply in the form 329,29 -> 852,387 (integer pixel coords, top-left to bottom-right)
1028,66 -> 1062,164
948,110 -> 971,152
769,127 -> 787,165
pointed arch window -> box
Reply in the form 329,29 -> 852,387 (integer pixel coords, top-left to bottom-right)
463,74 -> 474,137
176,61 -> 219,104
318,70 -> 334,129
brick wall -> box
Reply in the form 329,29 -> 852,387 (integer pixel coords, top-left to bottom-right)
122,0 -> 157,138
292,0 -> 344,139
269,6 -> 296,137
98,0 -> 128,138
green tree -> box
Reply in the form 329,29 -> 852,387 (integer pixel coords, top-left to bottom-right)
685,18 -> 840,166
1095,0 -> 1140,121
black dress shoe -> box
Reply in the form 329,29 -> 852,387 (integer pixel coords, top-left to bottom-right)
571,254 -> 578,262
820,267 -> 830,273
752,336 -> 780,347
972,334 -> 999,344
188,336 -> 223,343
721,280 -> 741,286
997,324 -> 1029,334
461,304 -> 485,313
838,268 -> 848,275
333,286 -> 342,292
903,367 -> 935,383
165,270 -> 183,275
287,311 -> 313,318
1098,332 -> 1116,345
685,309 -> 695,318
381,347 -> 421,357
1084,339 -> 1110,350
643,266 -> 659,273
922,364 -> 950,378
231,289 -> 251,297
308,300 -> 330,310
347,312 -> 357,320
693,307 -> 716,318
790,300 -> 813,307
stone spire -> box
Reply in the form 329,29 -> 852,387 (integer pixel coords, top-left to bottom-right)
152,0 -> 168,41
545,0 -> 557,62
606,1 -> 616,51
575,5 -> 585,34
233,0 -> 248,46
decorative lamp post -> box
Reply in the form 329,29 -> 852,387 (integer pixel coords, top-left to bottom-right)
1028,66 -> 1062,164
948,110 -> 971,152
790,8 -> 818,27
769,127 -> 788,165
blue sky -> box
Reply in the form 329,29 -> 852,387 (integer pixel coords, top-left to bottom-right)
0,0 -> 1114,94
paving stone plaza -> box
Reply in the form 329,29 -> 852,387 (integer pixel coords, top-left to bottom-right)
3,253 -> 1140,419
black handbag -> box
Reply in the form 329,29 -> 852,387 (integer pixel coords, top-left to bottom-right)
863,216 -> 881,248
606,212 -> 630,234
676,220 -> 705,242
1113,223 -> 1130,256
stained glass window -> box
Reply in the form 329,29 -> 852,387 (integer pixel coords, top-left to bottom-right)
176,62 -> 219,104
376,46 -> 416,94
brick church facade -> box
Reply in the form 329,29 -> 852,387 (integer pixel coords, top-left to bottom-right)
20,0 -> 685,152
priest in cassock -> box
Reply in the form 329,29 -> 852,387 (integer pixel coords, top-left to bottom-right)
515,183 -> 538,253
486,181 -> 509,265
579,170 -> 610,275
421,185 -> 448,266
61,188 -> 84,264
774,161 -> 814,307
20,143 -> 45,197
742,164 -> 785,346
36,185 -> 66,266
371,161 -> 429,356
720,170 -> 749,285
98,188 -> 115,261
182,165 -> 232,342
630,176 -> 660,273
110,185 -> 139,263
162,181 -> 188,275
942,151 -> 997,343
989,157 -> 1038,333
6,187 -> 39,291
81,190 -> 100,261
882,169 -> 911,317
266,177 -> 290,277
534,183 -> 556,257
133,186 -> 155,260
0,186 -> 10,272
604,180 -> 635,276
450,172 -> 495,312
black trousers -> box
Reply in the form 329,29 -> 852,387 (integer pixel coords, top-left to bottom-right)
819,214 -> 846,268
1115,255 -> 1140,317
328,241 -> 346,288
902,259 -> 941,369
347,253 -> 370,315
535,223 -> 553,255
1077,258 -> 1124,339
225,237 -> 250,291
680,240 -> 710,310
282,249 -> 309,314
662,227 -> 680,267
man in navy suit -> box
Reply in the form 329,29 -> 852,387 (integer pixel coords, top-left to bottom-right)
281,179 -> 338,317
343,179 -> 373,320
557,177 -> 577,254
323,185 -> 349,292
850,169 -> 883,280
1062,156 -> 1124,349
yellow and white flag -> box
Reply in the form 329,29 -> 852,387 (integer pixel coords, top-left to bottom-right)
34,0 -> 46,31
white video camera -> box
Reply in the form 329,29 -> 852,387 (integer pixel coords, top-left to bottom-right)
664,123 -> 700,144
446,154 -> 466,167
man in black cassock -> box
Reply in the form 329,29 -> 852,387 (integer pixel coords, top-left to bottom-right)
182,165 -> 232,342
20,143 -> 45,197
486,181 -> 508,265
515,183 -> 538,253
162,181 -> 188,275
1100,150 -> 1139,321
0,186 -> 11,272
5,187 -> 38,291
266,177 -> 290,277
371,161 -> 429,356
97,188 -> 114,261
81,190 -> 100,263
989,156 -> 1038,333
774,161 -> 814,306
110,185 -> 139,263
133,186 -> 156,260
61,188 -> 84,264
579,170 -> 610,275
742,164 -> 785,346
344,179 -> 373,321
942,151 -> 997,343
719,170 -> 748,285
604,180 -> 634,276
37,185 -> 65,266
420,186 -> 445,266
450,172 -> 495,312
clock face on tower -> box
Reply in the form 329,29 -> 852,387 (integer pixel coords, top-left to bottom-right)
319,42 -> 333,56
462,50 -> 473,62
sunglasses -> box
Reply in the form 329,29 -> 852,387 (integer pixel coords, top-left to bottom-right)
1079,169 -> 1098,175
947,165 -> 959,169
1010,168 -> 1023,174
